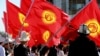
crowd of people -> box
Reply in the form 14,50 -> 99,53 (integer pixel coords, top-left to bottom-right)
0,24 -> 100,56
0,31 -> 68,56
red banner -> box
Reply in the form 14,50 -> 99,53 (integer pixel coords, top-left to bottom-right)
70,0 -> 100,46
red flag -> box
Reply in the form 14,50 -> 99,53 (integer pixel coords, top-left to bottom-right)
2,12 -> 7,32
20,0 -> 32,14
3,12 -> 14,35
7,0 -> 29,38
70,0 -> 100,46
20,0 -> 47,14
27,0 -> 69,47
6,1 -> 36,47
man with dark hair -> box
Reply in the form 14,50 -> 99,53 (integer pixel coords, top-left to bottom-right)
68,24 -> 99,56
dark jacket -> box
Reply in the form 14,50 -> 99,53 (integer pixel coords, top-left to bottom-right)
14,44 -> 29,56
68,33 -> 99,56
48,46 -> 57,56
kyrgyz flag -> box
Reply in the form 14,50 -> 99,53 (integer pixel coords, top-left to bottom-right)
6,1 -> 36,47
3,12 -> 8,32
3,12 -> 13,35
27,0 -> 69,46
7,0 -> 29,37
70,0 -> 100,46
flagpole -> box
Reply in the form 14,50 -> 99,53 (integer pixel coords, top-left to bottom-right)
38,20 -> 69,52
12,0 -> 34,45
11,0 -> 35,54
17,0 -> 34,38
38,0 -> 99,53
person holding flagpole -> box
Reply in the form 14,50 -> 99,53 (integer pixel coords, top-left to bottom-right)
68,24 -> 99,56
14,31 -> 30,56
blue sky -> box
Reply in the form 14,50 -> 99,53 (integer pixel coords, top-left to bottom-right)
0,0 -> 20,32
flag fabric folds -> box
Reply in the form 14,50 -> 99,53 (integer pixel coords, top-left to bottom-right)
7,0 -> 29,38
3,12 -> 8,32
7,0 -> 22,38
3,12 -> 13,35
6,1 -> 36,47
70,0 -> 100,46
5,0 -> 100,47
20,0 -> 32,14
6,0 -> 69,47
26,0 -> 69,47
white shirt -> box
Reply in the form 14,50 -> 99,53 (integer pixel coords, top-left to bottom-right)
0,45 -> 5,56
98,52 -> 100,56
57,50 -> 65,56
29,52 -> 36,56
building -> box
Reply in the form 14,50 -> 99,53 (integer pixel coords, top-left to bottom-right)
47,0 -> 100,18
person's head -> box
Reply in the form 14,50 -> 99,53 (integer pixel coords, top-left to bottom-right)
78,24 -> 90,35
57,44 -> 63,50
3,34 -> 15,45
7,34 -> 15,43
19,31 -> 30,45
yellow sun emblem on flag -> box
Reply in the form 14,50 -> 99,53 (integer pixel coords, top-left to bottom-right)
18,12 -> 29,27
42,10 -> 56,24
85,19 -> 100,37
42,30 -> 50,42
